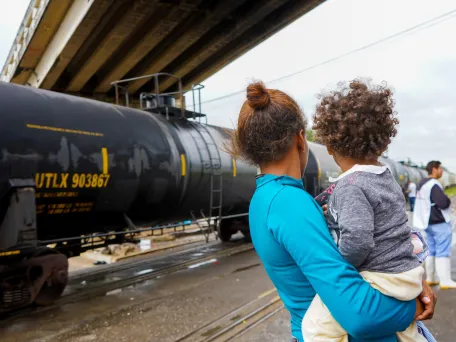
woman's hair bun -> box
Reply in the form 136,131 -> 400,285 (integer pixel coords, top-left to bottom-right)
247,81 -> 270,109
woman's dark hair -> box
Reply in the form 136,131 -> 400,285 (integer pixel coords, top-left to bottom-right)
226,81 -> 307,165
312,79 -> 399,160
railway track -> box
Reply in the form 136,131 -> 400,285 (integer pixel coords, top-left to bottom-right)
174,288 -> 285,342
68,237 -> 239,283
2,240 -> 254,321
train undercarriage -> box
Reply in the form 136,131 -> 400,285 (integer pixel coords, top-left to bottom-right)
0,181 -> 68,313
0,179 -> 249,314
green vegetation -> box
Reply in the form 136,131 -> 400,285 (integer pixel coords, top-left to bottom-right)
306,130 -> 315,142
445,186 -> 456,198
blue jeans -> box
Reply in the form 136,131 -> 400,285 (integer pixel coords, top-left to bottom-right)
426,222 -> 453,257
409,196 -> 415,212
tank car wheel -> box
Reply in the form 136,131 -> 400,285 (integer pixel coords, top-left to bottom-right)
218,219 -> 233,242
34,276 -> 68,306
241,218 -> 252,243
32,248 -> 69,306
242,230 -> 252,243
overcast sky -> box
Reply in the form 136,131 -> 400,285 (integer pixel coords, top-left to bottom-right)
1,0 -> 456,171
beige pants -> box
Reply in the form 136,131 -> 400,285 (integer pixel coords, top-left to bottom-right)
302,266 -> 426,342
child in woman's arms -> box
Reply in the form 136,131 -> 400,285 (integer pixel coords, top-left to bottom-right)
303,79 -> 435,342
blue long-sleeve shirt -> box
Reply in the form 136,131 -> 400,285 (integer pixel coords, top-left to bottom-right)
249,174 -> 416,342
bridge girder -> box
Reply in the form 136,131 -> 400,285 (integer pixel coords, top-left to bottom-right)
2,0 -> 325,99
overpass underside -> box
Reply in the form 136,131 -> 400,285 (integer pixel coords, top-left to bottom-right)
2,0 -> 323,106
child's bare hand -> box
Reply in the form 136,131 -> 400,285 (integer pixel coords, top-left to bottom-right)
322,204 -> 328,215
411,234 -> 424,254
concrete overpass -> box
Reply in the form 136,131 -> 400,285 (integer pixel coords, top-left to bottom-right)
1,0 -> 324,105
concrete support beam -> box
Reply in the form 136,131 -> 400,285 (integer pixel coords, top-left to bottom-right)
1,0 -> 48,83
26,0 -> 95,88
124,0 -> 248,95
179,0 -> 324,91
2,0 -> 72,84
93,0 -> 203,93
20,1 -> 73,72
3,0 -> 324,101
40,0 -> 114,90
156,0 -> 289,93
65,0 -> 158,92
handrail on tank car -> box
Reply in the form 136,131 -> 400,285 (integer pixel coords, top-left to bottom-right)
111,73 -> 185,119
191,83 -> 205,123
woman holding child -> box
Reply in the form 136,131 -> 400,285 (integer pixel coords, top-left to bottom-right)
226,80 -> 436,341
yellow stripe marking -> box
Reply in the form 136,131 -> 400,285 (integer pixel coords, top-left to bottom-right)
26,123 -> 104,137
258,288 -> 277,299
181,154 -> 186,176
102,148 -> 108,174
0,250 -> 20,257
232,158 -> 237,177
315,155 -> 321,181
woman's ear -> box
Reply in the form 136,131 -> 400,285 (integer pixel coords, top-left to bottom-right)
298,129 -> 305,150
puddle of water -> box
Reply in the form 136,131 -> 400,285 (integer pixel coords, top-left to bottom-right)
106,289 -> 122,296
76,334 -> 97,341
188,259 -> 217,269
134,269 -> 154,276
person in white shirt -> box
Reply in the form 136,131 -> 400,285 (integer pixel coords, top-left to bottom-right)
413,160 -> 455,289
407,181 -> 417,212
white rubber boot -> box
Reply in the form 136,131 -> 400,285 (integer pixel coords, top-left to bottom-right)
435,257 -> 456,289
424,256 -> 439,285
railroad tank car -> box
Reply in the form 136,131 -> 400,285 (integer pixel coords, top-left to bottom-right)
305,142 -> 341,194
403,165 -> 422,184
0,81 -> 260,311
379,156 -> 397,179
393,161 -> 409,189
449,172 -> 456,187
0,81 -> 258,244
379,156 -> 407,189
440,171 -> 449,189
440,167 -> 456,189
418,168 -> 428,179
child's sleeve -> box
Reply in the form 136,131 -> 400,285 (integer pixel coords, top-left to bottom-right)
336,185 -> 375,268
314,183 -> 337,207
411,229 -> 429,263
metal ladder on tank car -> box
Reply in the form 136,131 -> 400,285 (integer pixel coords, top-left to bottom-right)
188,121 -> 223,243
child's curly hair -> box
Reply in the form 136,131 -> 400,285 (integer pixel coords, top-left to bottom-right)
312,79 -> 399,160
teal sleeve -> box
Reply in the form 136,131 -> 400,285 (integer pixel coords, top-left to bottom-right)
269,188 -> 416,339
